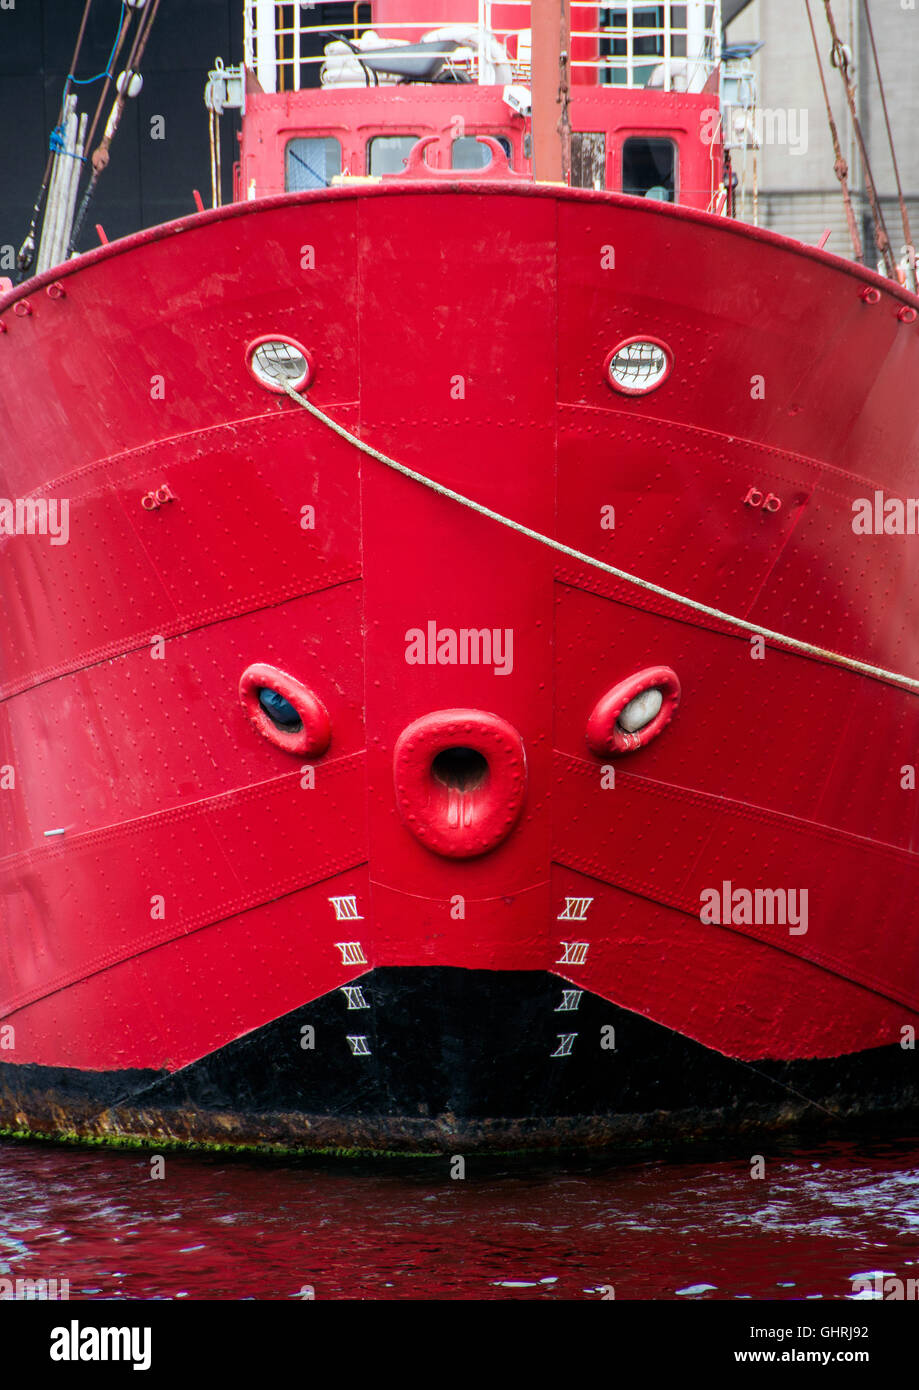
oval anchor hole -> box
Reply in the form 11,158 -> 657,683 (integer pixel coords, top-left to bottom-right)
431,746 -> 488,792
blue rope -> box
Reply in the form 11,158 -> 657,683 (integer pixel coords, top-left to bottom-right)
48,125 -> 85,160
67,70 -> 113,86
65,3 -> 127,91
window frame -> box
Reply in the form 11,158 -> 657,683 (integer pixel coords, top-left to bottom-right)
284,135 -> 344,192
449,134 -> 513,170
366,133 -> 423,177
619,134 -> 679,203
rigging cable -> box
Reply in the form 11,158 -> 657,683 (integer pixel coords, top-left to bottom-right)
821,0 -> 895,278
803,0 -> 862,262
862,0 -> 915,290
16,0 -> 95,276
69,0 -> 163,256
78,2 -> 135,167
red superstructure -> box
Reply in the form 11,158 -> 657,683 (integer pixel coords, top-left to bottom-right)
238,0 -> 721,206
1,1 -> 918,1153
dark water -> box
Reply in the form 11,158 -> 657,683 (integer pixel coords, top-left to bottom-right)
1,1134 -> 918,1301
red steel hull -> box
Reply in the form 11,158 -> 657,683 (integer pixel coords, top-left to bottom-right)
1,183 -> 919,1150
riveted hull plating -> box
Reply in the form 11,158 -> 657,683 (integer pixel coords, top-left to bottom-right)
1,183 -> 918,1152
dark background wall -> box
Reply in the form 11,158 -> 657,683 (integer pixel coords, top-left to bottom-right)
1,0 -> 251,269
0,1 -> 371,275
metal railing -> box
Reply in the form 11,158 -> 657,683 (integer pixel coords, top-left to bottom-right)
243,1 -> 721,94
479,2 -> 721,91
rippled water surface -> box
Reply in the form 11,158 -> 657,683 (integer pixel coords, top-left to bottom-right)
1,1134 -> 918,1300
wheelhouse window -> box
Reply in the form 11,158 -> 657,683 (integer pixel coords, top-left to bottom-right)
622,136 -> 676,201
451,136 -> 512,169
285,137 -> 342,191
368,135 -> 420,176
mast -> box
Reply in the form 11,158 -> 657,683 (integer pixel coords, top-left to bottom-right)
531,0 -> 571,184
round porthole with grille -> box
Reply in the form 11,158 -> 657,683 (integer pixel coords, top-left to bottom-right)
246,336 -> 313,393
604,338 -> 672,395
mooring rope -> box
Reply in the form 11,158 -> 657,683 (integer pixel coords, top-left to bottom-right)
280,379 -> 919,695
